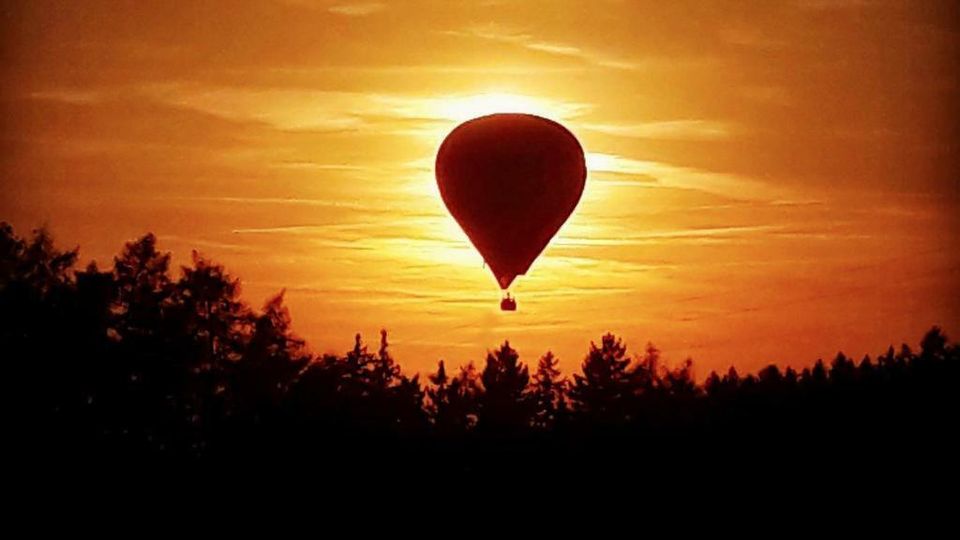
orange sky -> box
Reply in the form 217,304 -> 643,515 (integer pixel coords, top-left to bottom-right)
2,0 -> 959,377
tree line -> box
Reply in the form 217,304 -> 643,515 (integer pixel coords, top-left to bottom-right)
3,222 -> 957,477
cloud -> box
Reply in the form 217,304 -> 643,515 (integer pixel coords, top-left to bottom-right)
553,225 -> 784,247
131,83 -> 589,135
738,86 -> 794,106
33,84 -> 368,132
445,24 -> 641,70
586,152 -> 784,200
132,84 -> 377,131
376,92 -> 591,123
168,196 -> 372,211
30,89 -> 104,104
584,120 -> 736,141
718,27 -> 788,50
269,161 -> 370,172
156,235 -> 262,253
793,0 -> 869,10
327,2 -> 386,16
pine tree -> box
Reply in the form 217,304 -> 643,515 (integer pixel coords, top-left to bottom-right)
530,351 -> 568,430
427,360 -> 480,433
369,328 -> 401,392
233,290 -> 309,418
568,333 -> 634,422
478,341 -> 531,432
426,360 -> 449,428
112,233 -> 172,340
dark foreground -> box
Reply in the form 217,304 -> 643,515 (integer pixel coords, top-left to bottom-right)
4,223 -> 958,486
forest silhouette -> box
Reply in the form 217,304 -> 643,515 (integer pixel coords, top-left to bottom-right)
3,222 -> 957,481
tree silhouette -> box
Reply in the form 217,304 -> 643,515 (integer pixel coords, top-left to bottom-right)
231,291 -> 308,421
427,360 -> 480,434
478,341 -> 531,434
112,233 -> 172,340
359,329 -> 427,434
568,333 -> 634,424
530,351 -> 568,431
2,222 -> 957,479
426,359 -> 450,427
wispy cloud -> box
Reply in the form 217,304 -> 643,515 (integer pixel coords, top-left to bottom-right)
30,89 -> 104,104
584,120 -> 736,141
445,24 -> 641,70
327,2 -> 386,16
280,0 -> 386,16
793,0 -> 868,10
157,235 -> 263,253
132,83 -> 589,134
139,84 -> 371,131
586,153 -> 782,200
554,225 -> 784,247
269,161 -> 370,172
376,92 -> 591,123
166,196 -> 373,211
718,26 -> 788,50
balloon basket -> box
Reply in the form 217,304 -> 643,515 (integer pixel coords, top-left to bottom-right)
500,294 -> 517,311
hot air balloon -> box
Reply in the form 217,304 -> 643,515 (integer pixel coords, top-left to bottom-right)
435,113 -> 586,310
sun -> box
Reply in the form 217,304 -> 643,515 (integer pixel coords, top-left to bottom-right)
435,92 -> 581,123
422,91 -> 589,151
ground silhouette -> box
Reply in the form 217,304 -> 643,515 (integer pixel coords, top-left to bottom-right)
3,223 -> 957,483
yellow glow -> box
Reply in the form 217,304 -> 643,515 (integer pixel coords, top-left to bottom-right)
434,92 -> 581,122
585,152 -> 621,174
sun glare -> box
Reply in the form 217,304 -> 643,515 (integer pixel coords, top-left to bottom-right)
436,92 -> 581,123
411,91 -> 590,148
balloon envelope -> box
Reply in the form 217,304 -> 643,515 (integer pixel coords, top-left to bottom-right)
435,113 -> 586,289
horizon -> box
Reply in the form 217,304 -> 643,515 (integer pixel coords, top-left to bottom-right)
2,222 -> 954,380
3,0 -> 958,376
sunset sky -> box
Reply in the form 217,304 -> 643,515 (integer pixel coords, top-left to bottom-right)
2,0 -> 958,376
